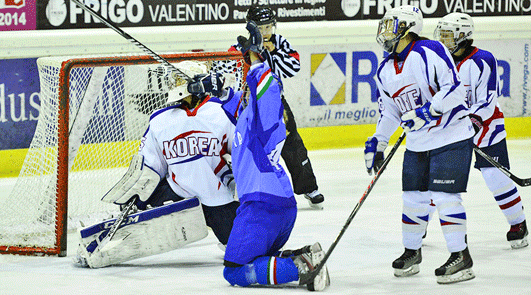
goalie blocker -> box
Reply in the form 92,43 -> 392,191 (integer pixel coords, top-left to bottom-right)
75,198 -> 208,268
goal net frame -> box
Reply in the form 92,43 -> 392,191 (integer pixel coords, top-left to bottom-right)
0,51 -> 247,257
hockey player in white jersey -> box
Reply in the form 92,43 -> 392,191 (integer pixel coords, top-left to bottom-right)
435,12 -> 528,249
130,62 -> 239,247
365,5 -> 475,284
75,61 -> 240,268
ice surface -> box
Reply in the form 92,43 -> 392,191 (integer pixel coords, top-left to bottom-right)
1,139 -> 530,295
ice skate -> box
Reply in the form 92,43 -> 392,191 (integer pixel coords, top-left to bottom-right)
279,245 -> 311,258
304,190 -> 324,210
435,247 -> 475,284
73,249 -> 89,268
292,242 -> 330,291
507,220 -> 528,249
392,248 -> 421,277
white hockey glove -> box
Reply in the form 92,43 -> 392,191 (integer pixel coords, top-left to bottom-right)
221,154 -> 236,197
222,154 -> 232,169
401,102 -> 442,133
101,154 -> 160,205
364,137 -> 388,175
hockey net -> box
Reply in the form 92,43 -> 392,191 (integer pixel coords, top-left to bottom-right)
0,51 -> 247,256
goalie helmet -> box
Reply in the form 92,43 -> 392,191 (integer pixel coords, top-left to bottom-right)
434,13 -> 474,54
376,5 -> 423,53
167,61 -> 210,104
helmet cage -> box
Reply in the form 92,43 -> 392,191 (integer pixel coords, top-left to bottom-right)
166,61 -> 210,104
376,17 -> 415,53
433,13 -> 474,54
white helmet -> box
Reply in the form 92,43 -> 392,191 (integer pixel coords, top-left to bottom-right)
167,60 -> 210,104
376,5 -> 423,53
434,13 -> 474,54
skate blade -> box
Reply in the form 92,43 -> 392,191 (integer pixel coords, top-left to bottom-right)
436,268 -> 475,284
510,237 -> 529,249
307,200 -> 323,210
393,264 -> 420,277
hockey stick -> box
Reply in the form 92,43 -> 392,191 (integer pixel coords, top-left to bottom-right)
74,196 -> 138,267
96,196 -> 137,251
70,0 -> 191,82
300,131 -> 406,285
473,145 -> 531,187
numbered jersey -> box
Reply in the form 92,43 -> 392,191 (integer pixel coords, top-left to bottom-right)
139,97 -> 235,207
456,47 -> 506,148
375,40 -> 474,152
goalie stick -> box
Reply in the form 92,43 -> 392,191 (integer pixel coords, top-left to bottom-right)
473,145 -> 531,187
75,195 -> 137,266
300,132 -> 406,286
71,0 -> 191,82
97,196 -> 137,251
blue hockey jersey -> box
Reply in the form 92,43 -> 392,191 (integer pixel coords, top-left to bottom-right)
223,62 -> 296,207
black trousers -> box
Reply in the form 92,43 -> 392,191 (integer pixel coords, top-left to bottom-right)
281,96 -> 319,195
140,179 -> 239,245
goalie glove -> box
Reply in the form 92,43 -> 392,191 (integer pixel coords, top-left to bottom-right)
401,102 -> 442,133
187,72 -> 225,97
237,20 -> 264,65
364,137 -> 388,175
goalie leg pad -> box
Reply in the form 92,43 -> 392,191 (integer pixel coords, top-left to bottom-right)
76,198 -> 208,268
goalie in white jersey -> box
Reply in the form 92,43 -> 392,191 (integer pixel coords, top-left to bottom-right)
435,13 -> 528,249
365,5 -> 475,284
75,61 -> 240,269
134,62 -> 238,247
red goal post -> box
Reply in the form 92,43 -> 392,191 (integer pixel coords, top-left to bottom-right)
0,51 -> 247,257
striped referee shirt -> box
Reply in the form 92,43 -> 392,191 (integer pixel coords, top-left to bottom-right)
230,34 -> 300,80
261,34 -> 300,79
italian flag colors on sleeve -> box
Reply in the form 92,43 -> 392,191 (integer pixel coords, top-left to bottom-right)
256,68 -> 274,100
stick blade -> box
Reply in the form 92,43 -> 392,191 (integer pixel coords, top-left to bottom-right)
516,177 -> 531,187
300,268 -> 319,286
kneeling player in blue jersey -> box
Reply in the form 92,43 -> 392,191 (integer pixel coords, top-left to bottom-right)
213,21 -> 330,291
